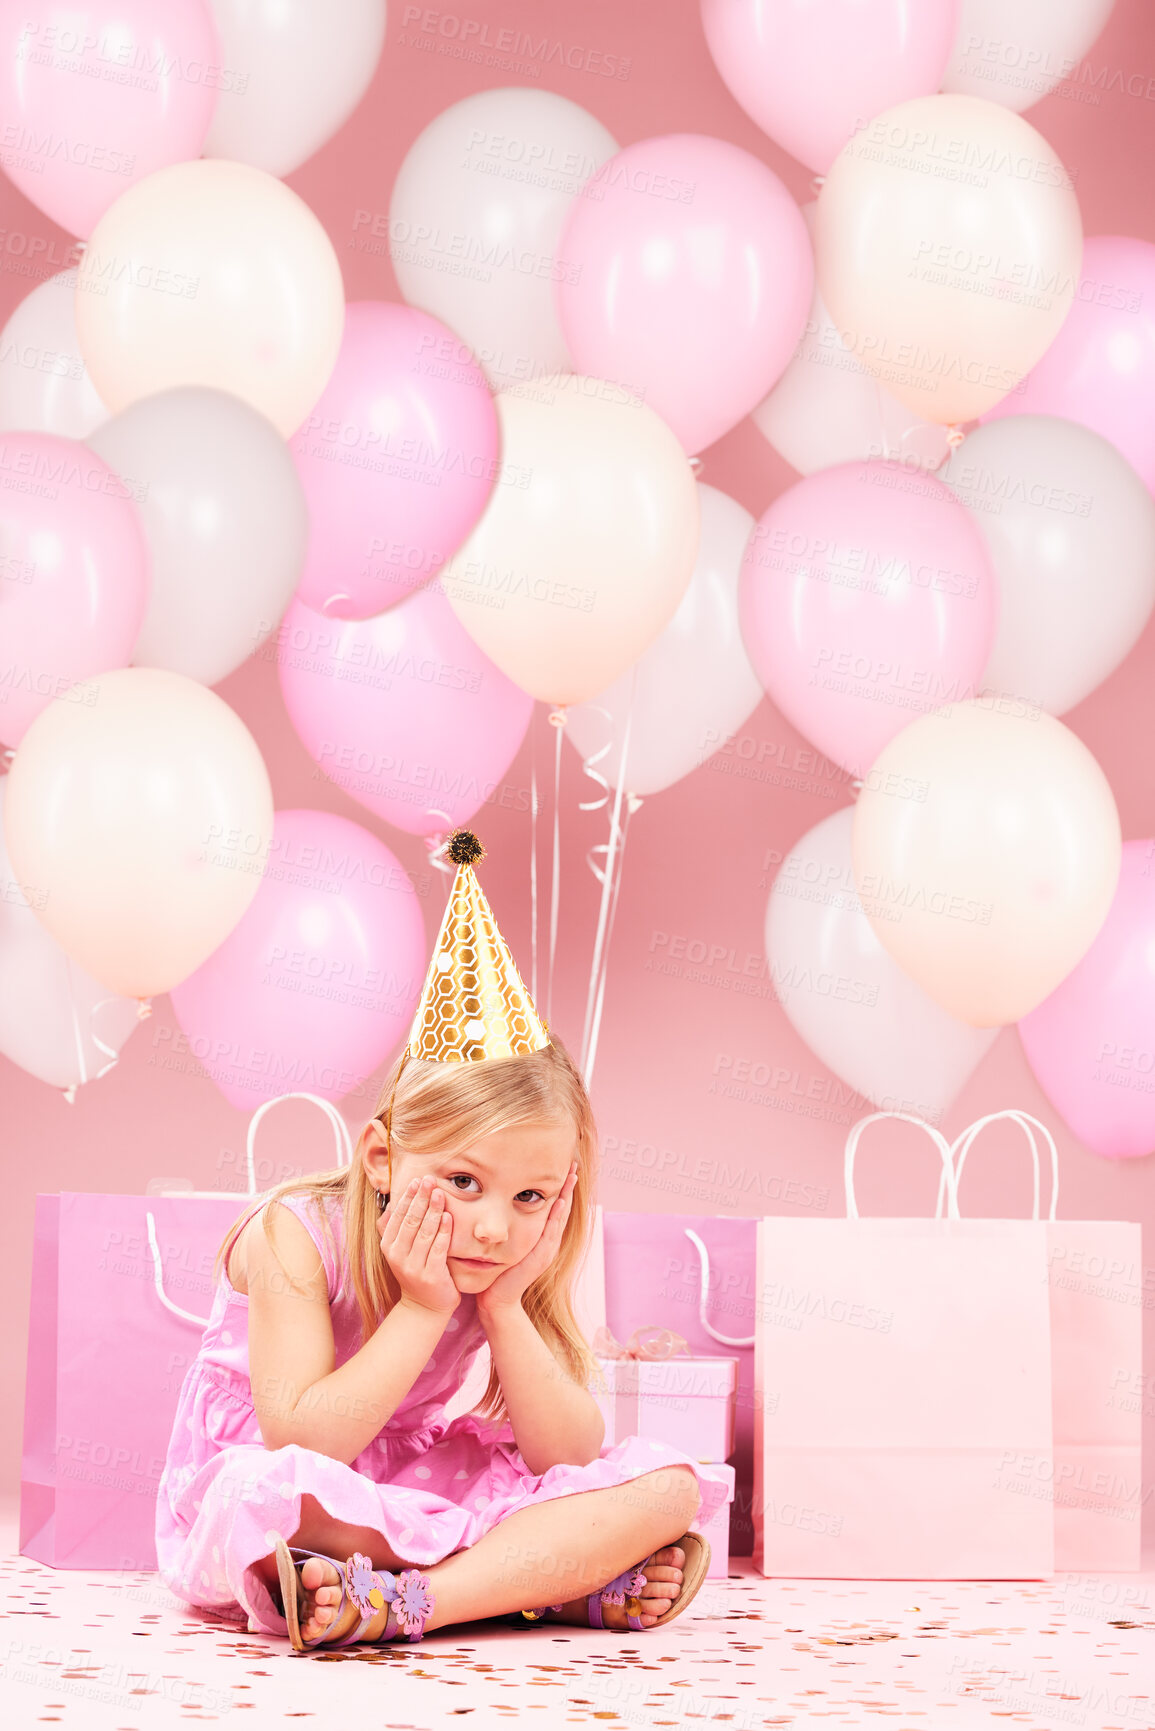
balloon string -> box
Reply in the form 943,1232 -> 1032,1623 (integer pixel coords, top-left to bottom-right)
546,707 -> 566,1025
88,1003 -> 123,1073
869,374 -> 961,471
66,955 -> 88,1100
580,663 -> 638,1081
571,696 -> 633,1078
530,708 -> 539,1010
62,956 -> 131,1102
422,811 -> 456,891
576,708 -> 614,819
585,793 -> 639,1088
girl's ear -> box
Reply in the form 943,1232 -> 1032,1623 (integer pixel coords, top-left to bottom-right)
355,1117 -> 390,1185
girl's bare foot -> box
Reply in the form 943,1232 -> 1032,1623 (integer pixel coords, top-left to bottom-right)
547,1543 -> 686,1629
289,1554 -> 344,1642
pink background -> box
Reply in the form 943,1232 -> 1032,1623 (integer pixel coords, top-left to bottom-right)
2,0 -> 1153,1542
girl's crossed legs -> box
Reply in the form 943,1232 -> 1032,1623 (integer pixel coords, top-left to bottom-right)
253,1464 -> 702,1637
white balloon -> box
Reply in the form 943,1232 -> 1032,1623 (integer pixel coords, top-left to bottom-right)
389,87 -> 617,390
766,807 -> 999,1125
564,484 -> 765,795
0,780 -> 139,1090
941,415 -> 1155,715
88,387 -> 308,686
203,0 -> 387,176
752,202 -> 949,475
0,270 -> 109,438
439,376 -> 699,706
942,0 -> 1116,112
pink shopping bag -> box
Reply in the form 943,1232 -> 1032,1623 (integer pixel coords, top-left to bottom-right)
19,1094 -> 351,1570
602,1212 -> 757,1555
753,1111 -> 1056,1580
936,1111 -> 1144,1572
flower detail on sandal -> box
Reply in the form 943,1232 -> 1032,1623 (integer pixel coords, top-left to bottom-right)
601,1566 -> 648,1606
393,1570 -> 436,1639
345,1551 -> 397,1618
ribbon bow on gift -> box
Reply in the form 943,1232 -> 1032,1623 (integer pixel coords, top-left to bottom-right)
592,1324 -> 691,1361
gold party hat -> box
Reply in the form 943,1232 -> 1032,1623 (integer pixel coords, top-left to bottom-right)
406,830 -> 550,1062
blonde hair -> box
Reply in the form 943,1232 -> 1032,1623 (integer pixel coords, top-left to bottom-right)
212,1032 -> 603,1429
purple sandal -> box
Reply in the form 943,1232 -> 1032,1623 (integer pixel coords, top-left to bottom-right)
275,1538 -> 436,1652
518,1531 -> 711,1632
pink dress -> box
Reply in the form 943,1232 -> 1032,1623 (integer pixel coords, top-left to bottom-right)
155,1190 -> 734,1636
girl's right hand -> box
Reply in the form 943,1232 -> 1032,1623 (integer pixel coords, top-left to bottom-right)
379,1176 -> 461,1319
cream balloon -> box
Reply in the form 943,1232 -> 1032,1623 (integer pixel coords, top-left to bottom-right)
88,387 -> 308,686
440,377 -> 699,706
814,95 -> 1083,424
851,702 -> 1121,1026
0,271 -> 108,438
389,88 -> 617,391
564,484 -> 763,795
766,807 -> 999,1123
753,202 -> 950,474
203,0 -> 387,176
4,669 -> 274,999
0,779 -> 139,1090
941,416 -> 1155,715
74,160 -> 345,437
942,0 -> 1116,113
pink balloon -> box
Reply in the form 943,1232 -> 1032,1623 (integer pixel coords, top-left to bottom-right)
700,0 -> 959,174
0,431 -> 149,747
0,0 -> 221,237
1018,840 -> 1155,1159
983,236 -> 1155,492
277,584 -> 534,838
170,809 -> 427,1110
289,302 -> 500,620
738,461 -> 997,777
556,133 -> 812,455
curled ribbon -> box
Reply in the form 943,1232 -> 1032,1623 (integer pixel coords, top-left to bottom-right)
592,1324 -> 691,1361
421,811 -> 457,883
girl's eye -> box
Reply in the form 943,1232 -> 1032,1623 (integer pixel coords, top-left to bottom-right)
445,1174 -> 544,1204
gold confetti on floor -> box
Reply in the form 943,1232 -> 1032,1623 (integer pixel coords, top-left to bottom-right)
3,1500 -> 1153,1731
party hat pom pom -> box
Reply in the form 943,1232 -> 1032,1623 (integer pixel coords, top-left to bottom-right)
447,829 -> 485,866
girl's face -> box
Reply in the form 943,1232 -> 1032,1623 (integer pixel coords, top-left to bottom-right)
372,1119 -> 578,1293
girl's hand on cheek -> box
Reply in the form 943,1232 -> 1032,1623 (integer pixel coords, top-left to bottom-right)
378,1177 -> 461,1318
477,1161 -> 579,1319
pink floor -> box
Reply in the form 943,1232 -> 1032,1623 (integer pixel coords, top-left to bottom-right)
2,1499 -> 1152,1730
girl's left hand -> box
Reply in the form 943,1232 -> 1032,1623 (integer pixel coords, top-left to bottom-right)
475,1161 -> 579,1319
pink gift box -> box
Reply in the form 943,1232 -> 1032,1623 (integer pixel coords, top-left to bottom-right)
592,1354 -> 738,1461
690,1460 -> 736,1578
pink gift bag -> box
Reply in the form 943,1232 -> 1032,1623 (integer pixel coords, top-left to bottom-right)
754,1111 -> 1056,1580
20,1094 -> 351,1570
934,1111 -> 1144,1572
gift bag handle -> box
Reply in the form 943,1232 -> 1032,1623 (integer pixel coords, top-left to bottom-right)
145,1092 -> 354,1326
844,1110 -> 961,1219
244,1091 -> 354,1187
932,1109 -> 1059,1222
683,1228 -> 756,1348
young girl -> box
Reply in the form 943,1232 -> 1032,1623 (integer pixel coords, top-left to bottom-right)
155,831 -> 732,1649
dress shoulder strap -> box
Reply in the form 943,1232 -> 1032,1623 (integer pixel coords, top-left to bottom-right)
269,1189 -> 343,1302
